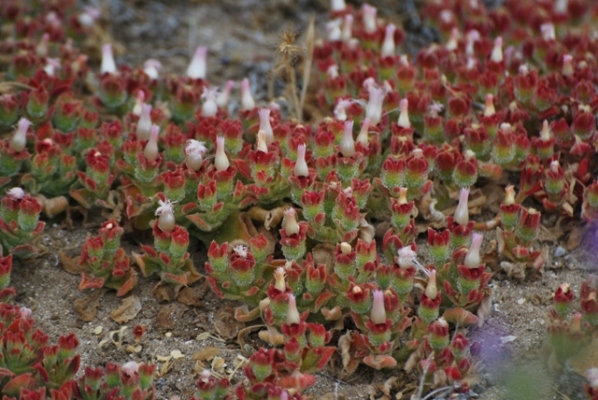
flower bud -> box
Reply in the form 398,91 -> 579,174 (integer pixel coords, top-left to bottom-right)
339,120 -> 355,157
370,290 -> 387,324
155,198 -> 175,232
294,143 -> 309,177
483,94 -> 495,117
216,80 -> 234,108
397,98 -> 410,128
10,118 -> 31,153
454,187 -> 470,226
282,208 -> 300,236
425,269 -> 438,299
380,24 -> 396,57
143,59 -> 162,80
356,118 -> 370,146
186,46 -> 207,80
286,294 -> 300,325
464,233 -> 483,268
490,37 -> 503,63
136,104 -> 152,141
362,4 -> 377,33
331,0 -> 346,12
274,267 -> 286,292
540,23 -> 555,41
214,136 -> 230,172
101,43 -> 116,75
562,54 -> 574,77
341,14 -> 353,41
201,87 -> 218,117
143,124 -> 160,161
258,108 -> 274,144
240,78 -> 255,111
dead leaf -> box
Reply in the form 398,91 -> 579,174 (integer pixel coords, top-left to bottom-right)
59,251 -> 86,274
177,286 -> 204,307
500,261 -> 527,280
192,347 -> 220,361
156,304 -> 178,330
312,243 -> 336,270
74,289 -> 106,321
214,306 -> 245,340
153,281 -> 176,302
110,295 -> 141,324
566,226 -> 584,251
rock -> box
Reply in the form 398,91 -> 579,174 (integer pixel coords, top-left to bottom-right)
554,246 -> 567,258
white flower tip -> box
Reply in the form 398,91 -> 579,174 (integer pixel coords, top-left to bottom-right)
7,187 -> 25,200
484,94 -> 495,117
274,267 -> 286,291
587,368 -> 598,388
541,23 -> 555,41
186,46 -> 207,79
340,120 -> 355,157
233,244 -> 248,258
490,36 -> 503,63
398,98 -> 410,128
362,4 -> 377,33
214,136 -> 230,172
454,188 -> 470,226
240,78 -> 255,111
331,0 -> 347,12
357,118 -> 371,146
425,269 -> 438,299
464,233 -> 483,268
562,54 -> 574,77
340,242 -> 352,254
540,120 -> 551,141
287,294 -> 300,325
121,361 -> 139,376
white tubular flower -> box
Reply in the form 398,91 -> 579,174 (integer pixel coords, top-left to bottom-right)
340,120 -> 355,157
331,0 -> 347,12
464,233 -> 483,268
286,294 -> 300,325
341,14 -> 353,42
256,130 -> 268,153
216,80 -> 235,108
10,118 -> 31,152
490,37 -> 503,63
365,85 -> 386,126
186,46 -> 207,80
294,143 -> 309,177
233,244 -> 248,258
240,78 -> 255,111
540,119 -> 552,141
185,139 -> 207,171
562,54 -> 574,77
7,187 -> 25,200
258,108 -> 274,144
327,19 -> 342,41
397,98 -> 410,128
540,23 -> 555,41
397,246 -> 429,275
327,64 -> 339,79
132,91 -> 145,116
356,118 -> 371,146
362,4 -> 377,34
143,124 -> 160,161
121,361 -> 139,377
370,290 -> 386,324
380,23 -> 396,57
282,208 -> 300,236
454,187 -> 470,226
43,58 -> 60,77
483,94 -> 495,117
465,30 -> 480,57
155,198 -> 175,232
425,269 -> 438,299
101,43 -> 117,75
143,59 -> 162,81
78,6 -> 101,27
446,27 -> 460,51
214,136 -> 230,172
274,267 -> 286,291
136,104 -> 153,141
201,87 -> 218,117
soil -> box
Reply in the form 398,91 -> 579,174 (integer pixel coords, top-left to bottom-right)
8,1 -> 598,399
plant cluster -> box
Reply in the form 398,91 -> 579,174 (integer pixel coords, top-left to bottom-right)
0,0 -> 597,398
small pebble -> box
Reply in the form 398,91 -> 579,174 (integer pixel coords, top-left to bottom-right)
165,332 -> 172,338
554,246 -> 567,257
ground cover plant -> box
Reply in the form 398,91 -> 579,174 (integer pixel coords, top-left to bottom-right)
0,0 -> 597,399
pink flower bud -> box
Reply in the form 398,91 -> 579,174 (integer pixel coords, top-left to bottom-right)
258,108 -> 274,144
342,14 -> 353,42
464,233 -> 483,268
483,94 -> 495,117
490,37 -> 503,63
340,242 -> 352,254
216,80 -> 234,108
540,119 -> 552,141
201,87 -> 218,117
326,19 -> 342,41
362,4 -> 377,34
136,104 -> 152,140
446,28 -> 460,51
370,290 -> 387,324
79,6 -> 101,27
240,78 -> 255,111
101,43 -> 116,75
356,118 -> 371,146
294,143 -> 309,177
587,368 -> 598,389
340,120 -> 355,157
504,185 -> 516,206
132,91 -> 145,116
381,24 -> 396,57
214,136 -> 230,172
397,98 -> 410,128
7,187 -> 25,200
121,361 -> 139,377
454,187 -> 470,226
287,294 -> 300,324
10,118 -> 31,152
155,198 -> 175,232
143,124 -> 160,160
274,267 -> 286,291
465,30 -> 480,56
185,139 -> 207,171
43,58 -> 60,77
570,312 -> 582,334
256,130 -> 268,153
366,86 -> 386,125
186,46 -> 207,80
282,207 -> 300,236
562,54 -> 574,77
425,269 -> 438,299
143,59 -> 162,80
